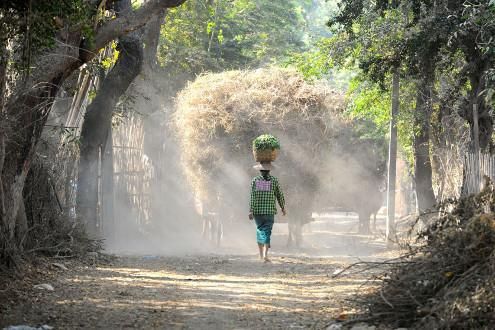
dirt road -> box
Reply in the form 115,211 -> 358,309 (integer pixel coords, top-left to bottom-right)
1,214 -> 392,329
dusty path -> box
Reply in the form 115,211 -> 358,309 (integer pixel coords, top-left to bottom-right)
1,214 -> 393,329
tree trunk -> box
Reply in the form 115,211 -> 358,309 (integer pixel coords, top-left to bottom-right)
140,8 -> 168,225
77,46 -> 143,236
77,7 -> 144,238
0,32 -> 8,256
101,127 -> 115,240
386,68 -> 399,241
413,78 -> 436,212
456,35 -> 493,151
0,70 -> 60,266
468,63 -> 492,151
143,8 -> 166,73
0,0 -> 186,267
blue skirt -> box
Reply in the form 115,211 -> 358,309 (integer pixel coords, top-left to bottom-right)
254,215 -> 275,244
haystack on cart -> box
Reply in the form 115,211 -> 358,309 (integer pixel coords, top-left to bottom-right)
175,68 -> 346,246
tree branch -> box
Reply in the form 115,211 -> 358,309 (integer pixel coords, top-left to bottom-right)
81,0 -> 186,62
21,0 -> 186,91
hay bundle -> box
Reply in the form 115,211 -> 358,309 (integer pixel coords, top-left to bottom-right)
174,68 -> 345,215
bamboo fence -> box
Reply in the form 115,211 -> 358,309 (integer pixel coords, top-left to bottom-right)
53,45 -> 113,221
462,152 -> 495,196
46,42 -> 153,236
112,114 -> 154,227
54,68 -> 100,220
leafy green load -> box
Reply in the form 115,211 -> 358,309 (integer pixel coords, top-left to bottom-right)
252,134 -> 280,151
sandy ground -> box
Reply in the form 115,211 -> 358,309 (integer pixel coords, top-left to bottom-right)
1,213 -> 397,329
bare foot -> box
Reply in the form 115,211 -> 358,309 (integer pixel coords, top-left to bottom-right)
263,258 -> 271,263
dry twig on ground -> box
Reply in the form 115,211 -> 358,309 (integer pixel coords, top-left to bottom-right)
344,178 -> 495,329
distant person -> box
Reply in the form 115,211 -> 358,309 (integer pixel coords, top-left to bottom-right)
249,162 -> 286,262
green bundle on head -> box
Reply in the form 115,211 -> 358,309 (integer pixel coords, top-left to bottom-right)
252,134 -> 280,151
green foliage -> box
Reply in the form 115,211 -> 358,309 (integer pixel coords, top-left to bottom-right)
347,77 -> 390,128
285,1 -> 343,79
457,1 -> 495,108
293,0 -> 495,168
346,74 -> 416,164
101,42 -> 120,70
252,134 -> 281,151
131,0 -> 142,10
87,90 -> 97,102
158,0 -> 308,75
287,38 -> 335,79
329,0 -> 495,106
1,0 -> 93,72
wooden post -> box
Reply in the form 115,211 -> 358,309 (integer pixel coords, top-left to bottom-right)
386,68 -> 399,243
102,130 -> 115,239
473,103 -> 481,191
473,103 -> 480,154
97,145 -> 103,237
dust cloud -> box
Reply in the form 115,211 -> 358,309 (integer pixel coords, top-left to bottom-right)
103,125 -> 386,257
97,72 -> 388,258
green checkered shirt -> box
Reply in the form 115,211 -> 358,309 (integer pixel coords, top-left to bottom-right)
249,175 -> 285,215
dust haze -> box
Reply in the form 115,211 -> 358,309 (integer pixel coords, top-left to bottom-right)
96,71 -> 388,258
